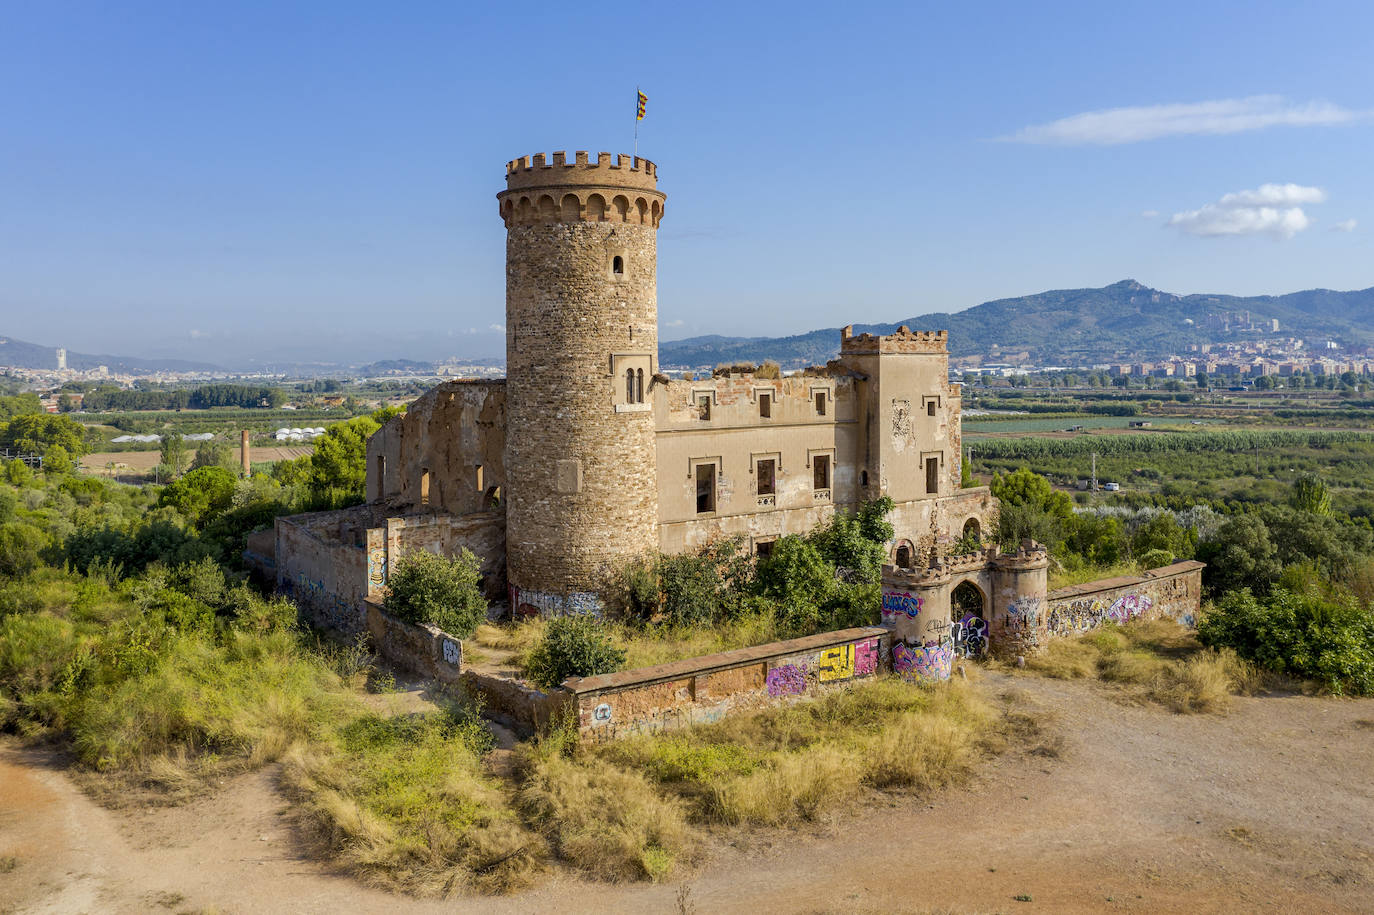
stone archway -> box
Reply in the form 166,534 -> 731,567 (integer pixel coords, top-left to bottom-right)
950,580 -> 989,658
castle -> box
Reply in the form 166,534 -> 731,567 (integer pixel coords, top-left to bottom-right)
272,150 -> 1024,637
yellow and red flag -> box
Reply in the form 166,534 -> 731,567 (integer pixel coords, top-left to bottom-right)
636,90 -> 647,121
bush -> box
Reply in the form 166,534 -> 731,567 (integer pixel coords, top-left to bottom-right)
383,549 -> 487,637
1198,588 -> 1374,695
524,616 -> 625,690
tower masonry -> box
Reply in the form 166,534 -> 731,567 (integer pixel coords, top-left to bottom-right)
497,151 -> 666,614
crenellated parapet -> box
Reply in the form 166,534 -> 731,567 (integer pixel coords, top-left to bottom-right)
840,324 -> 948,355
498,151 -> 666,228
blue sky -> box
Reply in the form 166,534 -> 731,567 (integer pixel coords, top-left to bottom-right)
2,1 -> 1371,366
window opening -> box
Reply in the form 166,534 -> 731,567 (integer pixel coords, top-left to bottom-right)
420,469 -> 431,506
626,368 -> 636,403
925,457 -> 939,494
813,454 -> 831,490
927,400 -> 937,416
895,542 -> 913,568
697,394 -> 711,420
376,455 -> 387,498
636,368 -> 645,403
612,255 -> 624,275
475,464 -> 484,491
861,470 -> 869,487
695,463 -> 716,513
757,458 -> 776,496
758,392 -> 771,418
815,391 -> 826,415
755,539 -> 775,560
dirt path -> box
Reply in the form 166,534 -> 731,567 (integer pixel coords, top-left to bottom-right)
2,674 -> 1372,914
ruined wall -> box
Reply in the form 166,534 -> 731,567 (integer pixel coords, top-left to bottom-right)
383,511 -> 507,601
564,626 -> 889,743
1044,561 -> 1204,637
363,599 -> 463,685
459,670 -> 572,737
365,380 -> 506,515
275,508 -> 372,635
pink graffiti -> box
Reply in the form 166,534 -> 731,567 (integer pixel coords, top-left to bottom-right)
766,664 -> 806,697
893,642 -> 952,682
854,639 -> 878,676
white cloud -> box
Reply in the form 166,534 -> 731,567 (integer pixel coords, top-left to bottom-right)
1333,218 -> 1358,232
488,323 -> 506,333
1166,183 -> 1327,239
189,329 -> 206,339
1003,96 -> 1368,146
1141,210 -> 1159,219
664,319 -> 685,328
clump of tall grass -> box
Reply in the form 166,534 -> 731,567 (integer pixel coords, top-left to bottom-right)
1021,618 -> 1258,712
516,728 -> 690,882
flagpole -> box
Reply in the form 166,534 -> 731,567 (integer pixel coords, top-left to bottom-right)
634,84 -> 639,159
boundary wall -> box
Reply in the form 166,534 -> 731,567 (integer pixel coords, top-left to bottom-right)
361,599 -> 464,685
1044,560 -> 1204,638
561,626 -> 890,743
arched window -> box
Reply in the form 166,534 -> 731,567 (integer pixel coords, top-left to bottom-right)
612,255 -> 624,275
861,470 -> 869,487
951,581 -> 985,622
894,540 -> 914,568
962,518 -> 981,543
635,368 -> 644,403
626,368 -> 636,403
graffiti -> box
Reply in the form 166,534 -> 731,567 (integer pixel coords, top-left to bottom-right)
582,702 -> 726,744
1108,593 -> 1152,622
881,590 -> 923,623
1004,597 -> 1043,647
367,547 -> 387,589
1048,598 -> 1106,636
441,638 -> 461,667
766,664 -> 806,697
510,586 -> 604,619
818,645 -> 855,682
854,639 -> 879,676
592,703 -> 613,724
1180,612 -> 1196,627
893,641 -> 952,682
950,614 -> 988,658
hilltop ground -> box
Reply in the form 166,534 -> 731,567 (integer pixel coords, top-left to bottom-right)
2,671 -> 1371,915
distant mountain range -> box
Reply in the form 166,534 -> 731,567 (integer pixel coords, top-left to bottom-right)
658,280 -> 1374,369
0,336 -> 223,373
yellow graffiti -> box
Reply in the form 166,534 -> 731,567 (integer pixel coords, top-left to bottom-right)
819,645 -> 855,681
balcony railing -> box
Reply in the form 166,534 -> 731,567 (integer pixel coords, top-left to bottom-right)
813,488 -> 831,502
756,494 -> 776,507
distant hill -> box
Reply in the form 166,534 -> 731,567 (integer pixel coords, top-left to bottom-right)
0,336 -> 222,373
658,280 -> 1374,369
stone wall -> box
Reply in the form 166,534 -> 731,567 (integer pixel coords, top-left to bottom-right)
563,626 -> 889,744
363,599 -> 463,685
1045,560 -> 1204,638
275,509 -> 371,635
459,670 -> 572,737
383,510 -> 507,602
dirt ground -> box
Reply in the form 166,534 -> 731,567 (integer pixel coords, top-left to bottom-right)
2,672 -> 1372,915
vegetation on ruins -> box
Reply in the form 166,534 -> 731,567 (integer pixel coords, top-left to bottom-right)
524,616 -> 627,690
383,548 -> 487,638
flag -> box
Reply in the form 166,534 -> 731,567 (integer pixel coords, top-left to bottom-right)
636,90 -> 647,121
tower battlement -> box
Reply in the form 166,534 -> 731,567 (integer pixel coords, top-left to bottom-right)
499,151 -> 665,227
840,325 -> 948,355
504,151 -> 659,191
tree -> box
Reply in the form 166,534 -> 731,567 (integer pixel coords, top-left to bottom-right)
1290,473 -> 1332,516
307,414 -> 382,496
990,468 -> 1075,551
1196,514 -> 1282,596
0,413 -> 87,456
160,434 -> 187,477
191,440 -> 238,473
383,548 -> 487,637
524,616 -> 625,690
1064,513 -> 1126,566
1130,513 -> 1192,561
158,466 -> 238,525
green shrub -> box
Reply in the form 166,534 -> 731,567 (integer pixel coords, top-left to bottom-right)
383,549 -> 487,637
1198,587 -> 1374,695
524,616 -> 625,690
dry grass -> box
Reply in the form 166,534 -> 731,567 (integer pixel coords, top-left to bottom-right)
1047,561 -> 1142,591
1019,619 -> 1260,713
516,737 -> 691,882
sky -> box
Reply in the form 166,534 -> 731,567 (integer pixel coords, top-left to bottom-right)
2,0 -> 1372,367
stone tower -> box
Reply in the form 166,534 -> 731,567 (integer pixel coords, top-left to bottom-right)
497,151 -> 666,613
